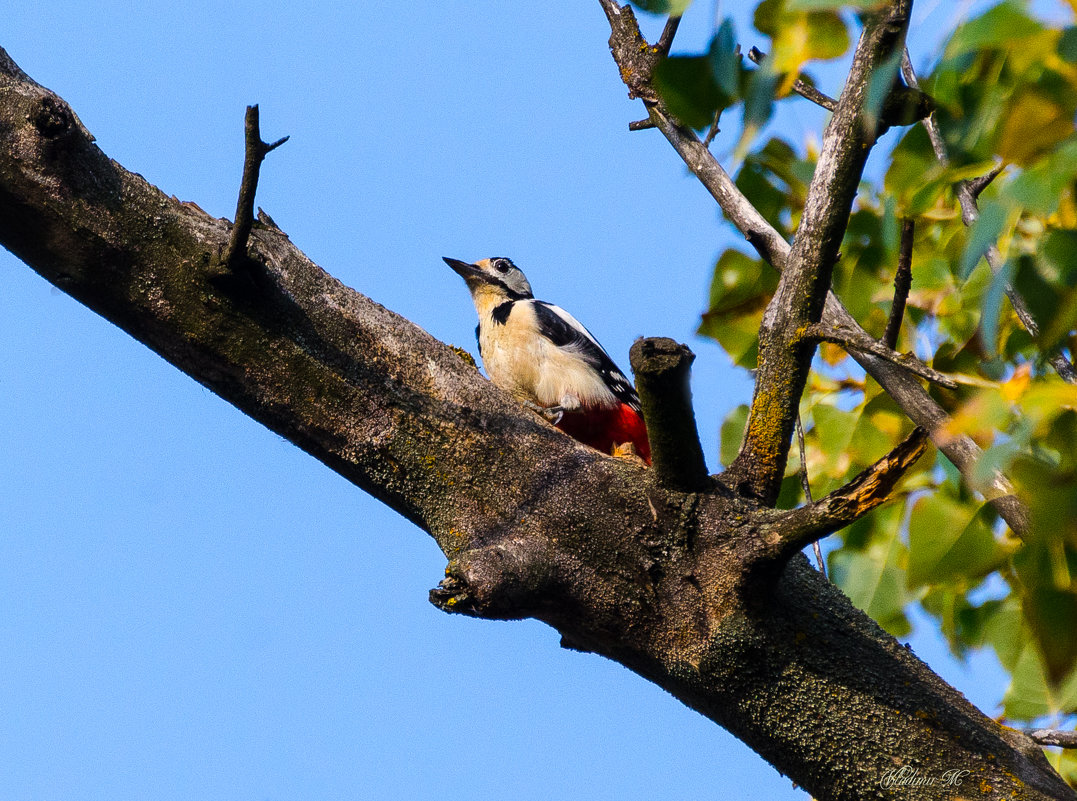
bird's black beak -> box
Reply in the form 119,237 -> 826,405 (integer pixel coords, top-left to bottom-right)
443,257 -> 493,285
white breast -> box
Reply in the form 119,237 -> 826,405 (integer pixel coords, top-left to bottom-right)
477,301 -> 618,410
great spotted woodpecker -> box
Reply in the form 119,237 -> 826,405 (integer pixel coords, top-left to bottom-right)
444,256 -> 651,463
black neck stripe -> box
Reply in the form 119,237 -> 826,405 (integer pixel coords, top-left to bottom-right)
491,301 -> 514,325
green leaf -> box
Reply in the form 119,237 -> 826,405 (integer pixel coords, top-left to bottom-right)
698,250 -> 778,368
629,0 -> 693,15
709,18 -> 741,99
737,68 -> 780,161
1002,642 -> 1077,719
830,504 -> 912,636
1060,26 -> 1077,62
654,56 -> 729,130
945,1 -> 1045,58
982,595 -> 1026,672
960,199 -> 1008,279
907,494 -> 1009,587
864,49 -> 902,128
1007,138 -> 1077,215
1013,532 -> 1077,686
720,405 -> 749,468
981,257 -> 1014,356
998,86 -> 1077,165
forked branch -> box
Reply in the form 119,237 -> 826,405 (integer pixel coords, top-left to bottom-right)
762,427 -> 928,563
600,1 -> 1029,536
223,104 -> 289,271
729,0 -> 914,505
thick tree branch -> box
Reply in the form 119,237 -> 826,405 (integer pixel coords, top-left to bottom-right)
3,40 -> 1070,801
629,337 -> 709,491
729,1 -> 914,505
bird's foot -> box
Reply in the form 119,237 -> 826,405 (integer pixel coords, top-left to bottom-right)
523,400 -> 564,426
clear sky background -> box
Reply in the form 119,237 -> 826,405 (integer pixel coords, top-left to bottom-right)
0,2 -> 1067,800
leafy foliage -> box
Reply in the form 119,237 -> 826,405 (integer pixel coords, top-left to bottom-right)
684,0 -> 1077,753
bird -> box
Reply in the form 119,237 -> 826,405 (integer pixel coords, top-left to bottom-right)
444,256 -> 650,464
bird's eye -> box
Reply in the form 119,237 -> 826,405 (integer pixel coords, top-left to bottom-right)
494,259 -> 511,274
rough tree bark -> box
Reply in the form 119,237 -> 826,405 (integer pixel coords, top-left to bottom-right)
0,16 -> 1070,801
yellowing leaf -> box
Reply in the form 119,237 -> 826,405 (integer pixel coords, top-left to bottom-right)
940,388 -> 1010,444
998,91 -> 1077,165
1001,363 -> 1032,403
819,341 -> 847,366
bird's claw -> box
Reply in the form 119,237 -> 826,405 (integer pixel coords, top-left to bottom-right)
523,400 -> 564,426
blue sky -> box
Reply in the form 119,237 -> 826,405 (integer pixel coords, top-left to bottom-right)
0,2 -> 1068,799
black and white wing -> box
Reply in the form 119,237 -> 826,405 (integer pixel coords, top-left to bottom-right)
531,300 -> 640,411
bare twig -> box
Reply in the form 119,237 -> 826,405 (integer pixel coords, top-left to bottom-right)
223,104 -> 289,271
1028,729 -> 1077,749
656,14 -> 681,56
883,218 -> 915,350
762,428 -> 928,563
629,118 -> 657,131
747,47 -> 838,111
702,110 -> 722,148
630,337 -> 709,491
805,322 -> 958,389
795,414 -> 828,576
902,52 -> 1077,384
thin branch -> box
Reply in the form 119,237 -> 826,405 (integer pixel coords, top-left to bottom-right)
795,414 -> 828,577
702,110 -> 722,149
656,14 -> 681,56
1027,729 -> 1077,749
630,337 -> 709,491
763,428 -> 928,563
805,322 -> 958,389
902,52 -> 1077,385
223,104 -> 289,270
747,47 -> 838,111
883,218 -> 915,350
900,50 -> 949,160
795,415 -> 814,506
629,118 -> 657,131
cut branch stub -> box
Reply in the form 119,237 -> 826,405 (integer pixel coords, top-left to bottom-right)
629,337 -> 709,492
429,539 -> 555,621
